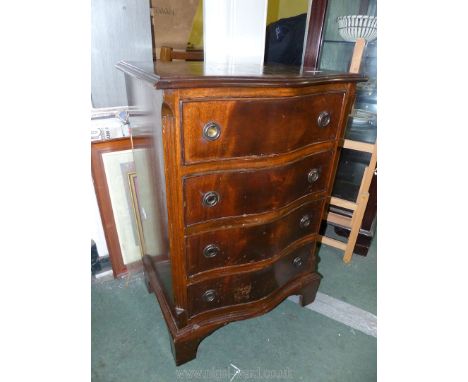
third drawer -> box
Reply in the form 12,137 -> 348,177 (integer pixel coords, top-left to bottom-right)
183,150 -> 333,225
186,199 -> 325,276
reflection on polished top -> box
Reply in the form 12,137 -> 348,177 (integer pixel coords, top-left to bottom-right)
116,60 -> 366,89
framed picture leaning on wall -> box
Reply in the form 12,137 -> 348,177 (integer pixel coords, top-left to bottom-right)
91,137 -> 144,277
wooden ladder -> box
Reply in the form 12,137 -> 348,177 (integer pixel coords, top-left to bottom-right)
319,38 -> 377,263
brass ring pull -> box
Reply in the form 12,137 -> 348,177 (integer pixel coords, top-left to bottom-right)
203,244 -> 220,258
307,168 -> 320,184
317,111 -> 331,128
203,122 -> 221,141
203,289 -> 217,302
293,256 -> 304,268
300,214 -> 312,229
202,191 -> 220,207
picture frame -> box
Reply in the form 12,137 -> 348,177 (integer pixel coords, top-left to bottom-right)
128,172 -> 145,259
91,137 -> 145,277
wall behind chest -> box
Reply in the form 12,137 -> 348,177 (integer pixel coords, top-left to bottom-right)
91,0 -> 153,107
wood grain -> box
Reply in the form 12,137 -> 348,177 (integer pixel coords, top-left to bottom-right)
186,199 -> 325,276
302,0 -> 329,69
183,150 -> 334,225
116,60 -> 366,90
187,243 -> 316,317
181,92 -> 345,163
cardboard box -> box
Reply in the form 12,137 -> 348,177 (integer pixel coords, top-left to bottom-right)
150,0 -> 200,54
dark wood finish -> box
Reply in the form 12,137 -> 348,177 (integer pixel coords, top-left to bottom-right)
186,199 -> 324,276
303,0 -> 329,69
183,150 -> 333,225
91,138 -> 132,278
116,61 -> 365,90
117,60 -> 365,365
181,92 -> 345,164
187,243 -> 316,317
298,275 -> 321,306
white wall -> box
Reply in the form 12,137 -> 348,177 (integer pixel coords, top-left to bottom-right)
91,0 -> 153,107
203,0 -> 268,66
90,175 -> 109,257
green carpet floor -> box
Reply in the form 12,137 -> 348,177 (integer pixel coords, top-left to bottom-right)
317,236 -> 377,315
92,242 -> 376,381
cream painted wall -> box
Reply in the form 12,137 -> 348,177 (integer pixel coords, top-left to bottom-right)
91,175 -> 109,257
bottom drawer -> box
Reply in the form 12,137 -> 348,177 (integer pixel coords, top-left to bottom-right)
187,242 -> 316,317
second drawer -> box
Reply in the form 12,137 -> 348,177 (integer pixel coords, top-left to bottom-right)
186,199 -> 325,276
183,150 -> 333,225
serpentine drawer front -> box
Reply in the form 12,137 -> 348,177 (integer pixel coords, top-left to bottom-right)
185,199 -> 325,277
183,150 -> 333,225
187,243 -> 315,317
117,60 -> 365,365
181,92 -> 346,164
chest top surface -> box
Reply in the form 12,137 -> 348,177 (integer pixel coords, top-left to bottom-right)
116,60 -> 366,89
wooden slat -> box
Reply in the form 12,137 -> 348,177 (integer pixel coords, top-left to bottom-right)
343,139 -> 375,153
172,50 -> 204,61
325,211 -> 352,228
159,46 -> 204,62
357,145 -> 377,196
343,192 -> 370,263
319,236 -> 347,251
349,38 -> 366,74
330,197 -> 357,211
160,46 -> 173,61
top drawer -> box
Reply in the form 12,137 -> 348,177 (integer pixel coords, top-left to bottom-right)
181,92 -> 346,164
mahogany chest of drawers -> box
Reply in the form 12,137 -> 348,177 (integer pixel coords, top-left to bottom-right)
117,61 -> 365,365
